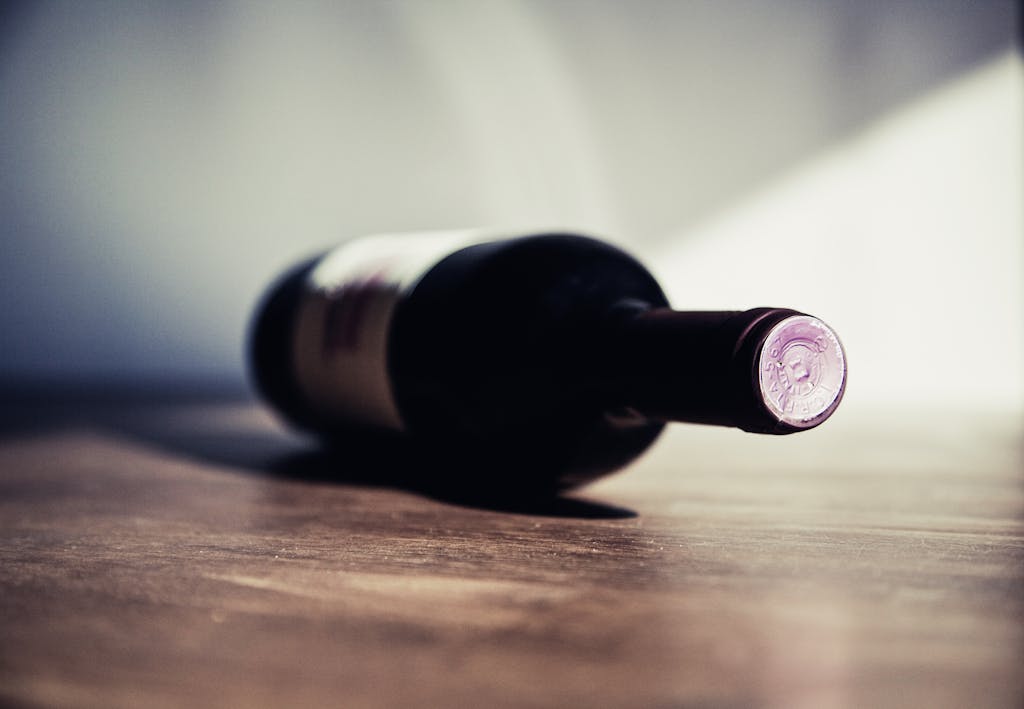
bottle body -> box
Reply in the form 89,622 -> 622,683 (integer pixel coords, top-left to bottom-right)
250,230 -> 846,492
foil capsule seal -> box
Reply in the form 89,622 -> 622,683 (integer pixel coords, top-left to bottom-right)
757,315 -> 846,429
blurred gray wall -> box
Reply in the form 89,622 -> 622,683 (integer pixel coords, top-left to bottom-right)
0,0 -> 1018,384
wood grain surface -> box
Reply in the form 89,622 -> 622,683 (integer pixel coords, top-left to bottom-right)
1,393 -> 1021,708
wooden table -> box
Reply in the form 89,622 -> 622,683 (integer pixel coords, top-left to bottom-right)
1,390 -> 1021,708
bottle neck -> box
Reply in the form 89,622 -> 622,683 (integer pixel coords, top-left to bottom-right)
586,305 -> 844,434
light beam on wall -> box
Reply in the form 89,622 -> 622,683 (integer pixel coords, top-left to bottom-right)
651,52 -> 1023,413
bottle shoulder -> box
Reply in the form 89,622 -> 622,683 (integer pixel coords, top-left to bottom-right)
388,232 -> 670,397
386,232 -> 668,484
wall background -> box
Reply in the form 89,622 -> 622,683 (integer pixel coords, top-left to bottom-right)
1,1 -> 1020,414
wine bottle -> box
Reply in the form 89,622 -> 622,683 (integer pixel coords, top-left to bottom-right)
250,230 -> 846,493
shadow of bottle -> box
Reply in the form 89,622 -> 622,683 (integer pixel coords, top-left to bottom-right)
263,426 -> 638,519
0,385 -> 637,519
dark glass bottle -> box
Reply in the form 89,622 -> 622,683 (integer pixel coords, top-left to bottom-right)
250,231 -> 846,494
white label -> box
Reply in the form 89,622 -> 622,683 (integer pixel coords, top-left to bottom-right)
292,230 -> 492,430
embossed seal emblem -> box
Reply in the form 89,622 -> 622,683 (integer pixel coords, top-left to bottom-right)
758,315 -> 846,428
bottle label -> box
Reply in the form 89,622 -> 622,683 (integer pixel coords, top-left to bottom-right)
292,230 -> 491,430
